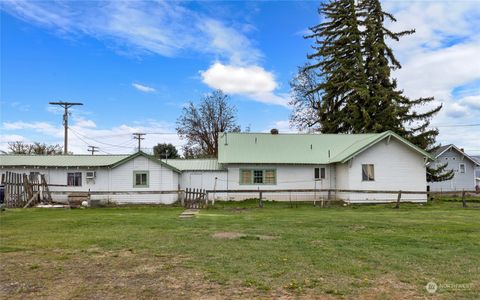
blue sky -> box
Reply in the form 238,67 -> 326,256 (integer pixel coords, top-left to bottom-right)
1,1 -> 479,154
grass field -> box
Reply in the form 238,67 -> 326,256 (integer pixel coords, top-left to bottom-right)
1,201 -> 479,299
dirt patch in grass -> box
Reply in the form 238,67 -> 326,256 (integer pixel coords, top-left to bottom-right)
354,275 -> 420,300
212,231 -> 278,240
0,250 -> 323,300
212,231 -> 246,239
0,250 -> 263,300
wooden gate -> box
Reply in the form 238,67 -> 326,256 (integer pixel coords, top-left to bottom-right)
184,188 -> 206,209
1,171 -> 52,208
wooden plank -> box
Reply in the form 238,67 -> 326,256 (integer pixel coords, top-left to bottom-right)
394,191 -> 402,209
42,174 -> 53,202
23,192 -> 40,208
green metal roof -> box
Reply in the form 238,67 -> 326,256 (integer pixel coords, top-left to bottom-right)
218,131 -> 433,164
0,154 -> 129,167
0,152 -> 181,172
162,159 -> 225,171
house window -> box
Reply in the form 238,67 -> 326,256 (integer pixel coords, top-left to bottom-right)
362,164 -> 375,181
459,163 -> 466,173
134,171 -> 149,187
67,172 -> 82,186
29,172 -> 40,181
265,170 -> 276,184
240,169 -> 276,185
314,167 -> 326,180
253,170 -> 263,183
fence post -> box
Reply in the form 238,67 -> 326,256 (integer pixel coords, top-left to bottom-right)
213,177 -> 217,206
462,190 -> 467,208
259,191 -> 263,208
394,190 -> 402,209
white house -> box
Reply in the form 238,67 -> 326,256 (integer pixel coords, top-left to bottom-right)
0,130 -> 433,204
427,145 -> 480,192
0,152 -> 181,204
215,130 -> 431,203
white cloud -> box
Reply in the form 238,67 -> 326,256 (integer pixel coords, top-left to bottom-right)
132,83 -> 156,93
1,1 -> 286,107
1,119 -> 183,155
74,118 -> 97,128
1,0 -> 259,65
201,62 -> 289,107
383,1 -> 480,153
265,120 -> 296,133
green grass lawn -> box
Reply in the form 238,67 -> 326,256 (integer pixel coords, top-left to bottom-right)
1,201 -> 479,299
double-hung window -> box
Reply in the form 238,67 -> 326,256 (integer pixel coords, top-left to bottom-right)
134,171 -> 149,187
362,164 -> 375,181
459,163 -> 466,173
240,169 -> 276,185
67,172 -> 82,186
314,167 -> 326,180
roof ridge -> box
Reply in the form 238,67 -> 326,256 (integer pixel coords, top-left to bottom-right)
329,134 -> 382,162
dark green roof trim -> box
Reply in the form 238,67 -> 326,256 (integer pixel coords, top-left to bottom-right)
111,151 -> 181,173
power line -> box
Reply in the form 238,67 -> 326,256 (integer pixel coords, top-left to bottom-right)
49,101 -> 83,154
87,145 -> 99,155
435,123 -> 480,128
68,127 -> 136,149
133,133 -> 146,152
87,132 -> 178,139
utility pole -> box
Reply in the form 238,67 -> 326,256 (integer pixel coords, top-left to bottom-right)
87,146 -> 99,155
132,133 -> 145,152
49,101 -> 83,155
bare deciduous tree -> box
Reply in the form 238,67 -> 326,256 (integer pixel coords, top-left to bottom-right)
176,90 -> 240,158
289,64 -> 323,132
8,141 -> 63,155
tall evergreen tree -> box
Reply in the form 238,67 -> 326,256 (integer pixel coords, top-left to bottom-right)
292,0 -> 452,182
358,0 -> 450,181
303,0 -> 368,133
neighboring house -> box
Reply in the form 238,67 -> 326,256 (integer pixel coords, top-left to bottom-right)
0,130 -> 433,204
427,145 -> 480,192
473,155 -> 480,187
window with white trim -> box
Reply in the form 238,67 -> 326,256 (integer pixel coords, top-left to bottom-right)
362,164 -> 375,181
67,172 -> 82,186
459,163 -> 466,173
240,169 -> 276,185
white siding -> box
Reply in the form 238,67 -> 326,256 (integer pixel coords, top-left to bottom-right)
428,149 -> 477,191
214,164 -> 334,201
179,171 -> 228,190
0,156 -> 180,204
337,138 -> 427,203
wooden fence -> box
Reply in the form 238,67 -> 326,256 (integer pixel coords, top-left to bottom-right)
1,171 -> 52,208
183,188 -> 207,209
205,188 -> 479,208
